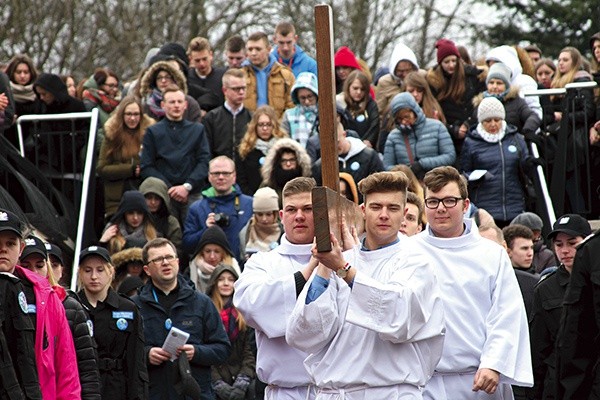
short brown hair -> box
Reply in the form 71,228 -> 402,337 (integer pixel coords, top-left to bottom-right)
142,238 -> 177,264
423,166 -> 468,199
162,84 -> 183,98
275,22 -> 296,37
222,68 -> 245,86
282,177 -> 316,201
187,36 -> 212,55
247,32 -> 270,48
226,35 -> 245,53
358,171 -> 409,201
406,191 -> 424,225
502,224 -> 534,249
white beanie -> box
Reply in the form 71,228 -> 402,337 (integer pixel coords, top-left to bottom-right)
478,97 -> 505,123
253,187 -> 279,212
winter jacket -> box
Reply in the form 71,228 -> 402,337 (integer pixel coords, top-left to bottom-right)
187,66 -> 226,113
14,266 -> 81,400
203,105 -> 252,160
140,117 -> 210,192
243,60 -> 295,120
133,276 -> 231,400
337,94 -> 380,146
0,72 -> 15,132
281,72 -> 319,147
235,147 -> 269,196
271,44 -> 318,77
383,92 -> 456,173
460,123 -> 530,222
183,185 -> 254,259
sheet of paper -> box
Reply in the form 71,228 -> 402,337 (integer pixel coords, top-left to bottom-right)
162,326 -> 190,361
468,169 -> 487,181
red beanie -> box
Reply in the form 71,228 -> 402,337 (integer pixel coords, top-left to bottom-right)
334,46 -> 361,70
436,39 -> 460,64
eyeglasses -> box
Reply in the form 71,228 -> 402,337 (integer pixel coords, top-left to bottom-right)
257,122 -> 273,128
227,86 -> 246,92
424,197 -> 463,209
103,83 -> 119,89
280,157 -> 297,166
156,74 -> 173,82
149,254 -> 177,265
124,112 -> 141,117
209,171 -> 234,177
298,94 -> 316,103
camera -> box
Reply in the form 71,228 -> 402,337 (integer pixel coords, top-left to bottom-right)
213,212 -> 230,228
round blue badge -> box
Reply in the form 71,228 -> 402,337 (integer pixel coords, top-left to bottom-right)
259,156 -> 265,165
508,145 -> 517,153
18,291 -> 28,314
356,114 -> 365,122
165,318 -> 172,330
116,318 -> 128,331
350,161 -> 360,171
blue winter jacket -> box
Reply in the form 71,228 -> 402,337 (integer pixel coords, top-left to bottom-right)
460,123 -> 530,222
271,45 -> 317,77
383,92 -> 456,171
133,276 -> 230,400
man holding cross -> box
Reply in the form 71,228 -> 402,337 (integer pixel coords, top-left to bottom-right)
286,171 -> 445,399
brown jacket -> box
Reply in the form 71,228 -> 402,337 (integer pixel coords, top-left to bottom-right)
243,61 -> 295,120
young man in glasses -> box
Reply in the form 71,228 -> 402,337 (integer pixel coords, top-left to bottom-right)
183,155 -> 253,261
415,166 -> 533,399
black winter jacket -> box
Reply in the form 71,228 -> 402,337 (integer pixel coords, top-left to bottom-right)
202,105 -> 252,160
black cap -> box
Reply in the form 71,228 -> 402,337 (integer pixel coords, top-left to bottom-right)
0,209 -> 23,237
20,236 -> 47,261
45,243 -> 65,265
79,246 -> 112,264
547,214 -> 592,240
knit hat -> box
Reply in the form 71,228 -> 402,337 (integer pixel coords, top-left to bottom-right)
435,39 -> 461,64
253,187 -> 279,212
486,62 -> 512,88
193,226 -> 234,258
20,236 -> 47,261
477,97 -> 505,123
547,214 -> 592,240
157,42 -> 189,67
0,208 -> 23,237
511,212 -> 543,231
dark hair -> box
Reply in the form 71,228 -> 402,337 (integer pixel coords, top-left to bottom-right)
226,35 -> 245,53
6,54 -> 38,85
275,22 -> 295,37
406,191 -> 424,225
502,224 -> 534,249
423,166 -> 468,199
142,238 -> 177,264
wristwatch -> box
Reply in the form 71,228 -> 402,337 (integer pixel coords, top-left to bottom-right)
336,262 -> 352,278
183,183 -> 193,192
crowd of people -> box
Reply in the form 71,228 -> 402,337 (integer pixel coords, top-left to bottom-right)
1,19 -> 600,400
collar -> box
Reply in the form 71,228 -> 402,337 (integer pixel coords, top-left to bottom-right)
224,101 -> 244,115
361,237 -> 400,251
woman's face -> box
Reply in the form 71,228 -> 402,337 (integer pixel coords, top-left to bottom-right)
20,254 -> 48,278
536,64 -> 554,88
482,117 -> 502,134
349,79 -> 366,103
127,262 -> 143,276
144,193 -> 162,213
255,211 -> 277,228
125,211 -> 144,228
217,271 -> 236,298
441,55 -> 458,75
102,75 -> 119,98
336,66 -> 352,82
406,85 -> 423,105
65,77 -> 77,97
13,63 -> 31,85
594,40 -> 600,63
557,51 -> 573,74
487,78 -> 506,95
202,244 -> 225,267
79,256 -> 113,295
155,70 -> 174,92
123,103 -> 142,129
256,114 -> 274,140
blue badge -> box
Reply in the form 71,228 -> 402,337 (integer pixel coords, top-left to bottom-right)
508,145 -> 517,153
18,291 -> 28,314
259,156 -> 265,165
350,161 -> 360,171
87,320 -> 94,337
165,318 -> 172,330
112,311 -> 134,320
116,318 -> 128,330
356,114 -> 365,122
27,304 -> 37,314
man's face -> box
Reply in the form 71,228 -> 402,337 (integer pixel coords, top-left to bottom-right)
394,60 -> 416,80
399,202 -> 422,237
226,50 -> 246,69
553,233 -> 584,270
527,51 -> 541,64
208,158 -> 236,195
507,237 -> 534,269
362,191 -> 405,249
20,254 -> 48,278
223,76 -> 247,108
280,192 -> 314,244
191,50 -> 213,76
246,39 -> 271,69
0,232 -> 23,273
143,244 -> 179,287
424,182 -> 469,238
274,32 -> 297,59
161,90 -> 187,121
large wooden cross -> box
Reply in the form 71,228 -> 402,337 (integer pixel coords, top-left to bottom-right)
312,5 -> 364,252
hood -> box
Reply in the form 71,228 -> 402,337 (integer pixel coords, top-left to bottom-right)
388,42 -> 419,77
111,247 -> 144,274
590,32 -> 600,54
83,74 -> 99,90
291,72 -> 318,104
205,263 -> 239,296
261,138 -> 312,185
110,190 -> 153,224
343,136 -> 367,160
334,46 -> 361,70
139,60 -> 188,97
139,176 -> 172,214
390,92 -> 426,126
192,226 -> 234,258
472,85 -> 520,108
34,73 -> 69,104
485,46 -> 522,83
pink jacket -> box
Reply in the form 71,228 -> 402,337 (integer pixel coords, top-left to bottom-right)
15,266 -> 81,399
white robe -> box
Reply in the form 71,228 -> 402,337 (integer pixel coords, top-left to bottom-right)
233,235 -> 315,397
286,238 -> 445,399
414,219 -> 533,400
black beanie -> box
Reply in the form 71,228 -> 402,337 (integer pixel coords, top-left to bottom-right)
158,42 -> 189,67
193,226 -> 234,258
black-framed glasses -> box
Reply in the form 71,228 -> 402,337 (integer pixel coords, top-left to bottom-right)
149,255 -> 177,265
424,197 -> 463,209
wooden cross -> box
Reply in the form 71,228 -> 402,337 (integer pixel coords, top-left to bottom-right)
312,5 -> 364,252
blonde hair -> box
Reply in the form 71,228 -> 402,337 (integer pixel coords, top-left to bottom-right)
209,268 -> 247,331
78,257 -> 115,288
238,106 -> 285,159
551,47 -> 584,89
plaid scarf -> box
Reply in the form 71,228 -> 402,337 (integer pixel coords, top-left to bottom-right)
220,302 -> 239,342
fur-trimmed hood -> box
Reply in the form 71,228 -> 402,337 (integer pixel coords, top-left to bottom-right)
111,247 -> 144,273
472,85 -> 521,108
139,60 -> 188,98
261,138 -> 312,186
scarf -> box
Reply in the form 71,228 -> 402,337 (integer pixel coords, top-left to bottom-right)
10,82 -> 36,103
82,88 -> 119,113
147,88 -> 165,118
483,89 -> 510,102
220,301 -> 240,342
254,137 -> 276,156
118,221 -> 147,249
245,218 -> 281,252
476,121 -> 507,143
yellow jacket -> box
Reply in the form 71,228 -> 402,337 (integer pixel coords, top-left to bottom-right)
243,62 -> 295,120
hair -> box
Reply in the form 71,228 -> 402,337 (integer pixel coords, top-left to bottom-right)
162,84 -> 184,98
534,58 -> 556,76
343,70 -> 371,117
238,105 -> 284,159
404,71 -> 447,124
60,74 -> 75,86
187,36 -> 212,55
282,177 -> 316,200
78,254 -> 115,287
431,57 -> 467,103
479,223 -> 504,245
194,247 -> 234,270
226,35 -> 245,53
108,218 -> 158,256
502,224 -> 534,249
209,266 -> 247,331
551,47 -> 584,89
247,31 -> 270,48
457,45 -> 472,65
423,166 -> 468,199
275,21 -> 295,37
6,54 -> 38,85
93,67 -> 119,87
209,155 -> 235,171
389,164 -> 425,200
222,68 -> 245,87
358,171 -> 409,202
103,96 -> 147,160
142,238 -> 177,264
513,45 -> 535,78
406,191 -> 424,225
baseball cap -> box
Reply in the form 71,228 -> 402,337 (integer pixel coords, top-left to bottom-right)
0,209 -> 23,238
547,214 -> 592,240
79,246 -> 112,264
45,243 -> 65,265
20,236 -> 48,261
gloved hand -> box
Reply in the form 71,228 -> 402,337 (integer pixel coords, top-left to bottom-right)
523,131 -> 543,147
228,387 -> 246,400
525,157 -> 545,169
214,380 -> 235,400
233,374 -> 251,391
